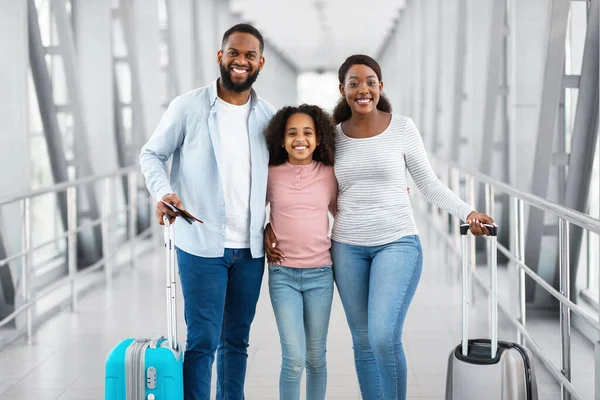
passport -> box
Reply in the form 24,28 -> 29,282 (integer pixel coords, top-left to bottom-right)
161,200 -> 203,224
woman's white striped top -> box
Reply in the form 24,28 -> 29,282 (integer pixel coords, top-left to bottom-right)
331,114 -> 474,246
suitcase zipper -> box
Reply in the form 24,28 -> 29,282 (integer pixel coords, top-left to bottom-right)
125,338 -> 151,400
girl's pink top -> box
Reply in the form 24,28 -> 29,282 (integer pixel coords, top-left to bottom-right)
266,160 -> 337,268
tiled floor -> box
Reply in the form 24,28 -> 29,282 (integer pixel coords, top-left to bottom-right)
0,221 -> 594,399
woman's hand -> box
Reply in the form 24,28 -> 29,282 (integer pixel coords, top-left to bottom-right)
466,211 -> 496,236
264,223 -> 285,264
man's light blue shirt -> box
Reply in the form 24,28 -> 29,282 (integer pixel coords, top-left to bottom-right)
139,78 -> 276,258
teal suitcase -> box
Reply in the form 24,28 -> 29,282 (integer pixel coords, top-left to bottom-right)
105,217 -> 184,399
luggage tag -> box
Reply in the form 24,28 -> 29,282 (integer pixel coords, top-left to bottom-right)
161,200 -> 203,224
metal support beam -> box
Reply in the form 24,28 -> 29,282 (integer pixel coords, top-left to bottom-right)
498,0 -> 512,254
408,1 -> 418,118
27,0 -> 71,232
113,76 -> 128,170
478,0 -> 508,178
214,0 -> 231,50
396,10 -> 410,114
450,0 -> 467,162
74,0 -> 119,175
118,0 -> 149,157
419,0 -> 428,132
191,0 -> 203,88
560,0 -> 599,298
472,0 -> 510,257
431,0 -> 444,155
195,0 -> 218,85
164,0 -> 181,99
114,0 -> 155,234
51,0 -> 103,265
169,0 -> 195,93
595,340 -> 600,400
0,233 -> 15,324
0,0 -> 27,322
524,0 -> 571,300
51,0 -> 94,177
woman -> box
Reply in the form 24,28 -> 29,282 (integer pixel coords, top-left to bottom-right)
266,54 -> 494,400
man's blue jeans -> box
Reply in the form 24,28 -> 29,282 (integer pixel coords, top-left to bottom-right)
331,235 -> 423,400
268,265 -> 334,400
176,248 -> 265,400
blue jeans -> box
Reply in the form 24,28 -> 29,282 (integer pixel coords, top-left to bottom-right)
176,248 -> 265,400
268,265 -> 334,400
331,236 -> 423,400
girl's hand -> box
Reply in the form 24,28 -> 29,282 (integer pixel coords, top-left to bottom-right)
466,211 -> 495,236
264,223 -> 285,264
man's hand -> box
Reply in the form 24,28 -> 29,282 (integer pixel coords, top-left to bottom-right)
156,193 -> 183,225
466,211 -> 496,236
264,223 -> 285,264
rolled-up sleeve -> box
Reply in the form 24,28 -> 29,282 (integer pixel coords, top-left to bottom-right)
139,96 -> 187,202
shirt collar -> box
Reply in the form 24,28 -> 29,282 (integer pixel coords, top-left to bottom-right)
208,78 -> 259,109
284,160 -> 318,173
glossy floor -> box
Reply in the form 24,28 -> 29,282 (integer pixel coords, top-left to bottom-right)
0,223 -> 593,399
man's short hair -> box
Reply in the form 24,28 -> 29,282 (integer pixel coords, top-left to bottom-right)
221,23 -> 265,54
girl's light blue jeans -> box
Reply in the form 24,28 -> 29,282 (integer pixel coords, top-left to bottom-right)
268,264 -> 334,400
331,235 -> 423,400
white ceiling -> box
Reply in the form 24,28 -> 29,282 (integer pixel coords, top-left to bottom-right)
229,0 -> 405,72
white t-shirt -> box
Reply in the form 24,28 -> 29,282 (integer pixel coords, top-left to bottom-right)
216,97 -> 252,248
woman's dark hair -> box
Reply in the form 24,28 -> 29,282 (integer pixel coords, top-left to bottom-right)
265,104 -> 336,166
332,54 -> 392,125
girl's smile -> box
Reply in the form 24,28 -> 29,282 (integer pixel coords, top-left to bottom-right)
283,113 -> 319,165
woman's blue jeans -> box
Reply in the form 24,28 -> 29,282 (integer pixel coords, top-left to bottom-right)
268,265 -> 334,400
331,235 -> 423,400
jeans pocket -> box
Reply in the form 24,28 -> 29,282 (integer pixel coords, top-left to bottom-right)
318,266 -> 332,272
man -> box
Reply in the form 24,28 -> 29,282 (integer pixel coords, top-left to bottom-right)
139,24 -> 275,399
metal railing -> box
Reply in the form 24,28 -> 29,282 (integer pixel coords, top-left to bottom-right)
0,165 -> 154,345
414,157 -> 600,400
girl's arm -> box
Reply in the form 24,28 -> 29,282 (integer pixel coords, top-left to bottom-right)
328,168 -> 338,218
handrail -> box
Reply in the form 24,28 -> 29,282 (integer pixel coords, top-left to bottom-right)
415,204 -> 584,400
496,242 -> 600,332
442,159 -> 600,234
0,224 -> 154,331
415,157 -> 599,400
0,165 -> 138,207
467,264 -> 583,400
0,164 -> 151,346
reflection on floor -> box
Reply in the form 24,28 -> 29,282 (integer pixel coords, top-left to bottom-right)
0,222 -> 593,399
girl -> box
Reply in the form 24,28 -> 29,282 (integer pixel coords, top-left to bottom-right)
264,104 -> 337,400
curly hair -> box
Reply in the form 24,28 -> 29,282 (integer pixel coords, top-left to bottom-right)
332,54 -> 393,125
265,104 -> 336,166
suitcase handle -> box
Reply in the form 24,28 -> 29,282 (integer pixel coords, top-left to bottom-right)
163,215 -> 178,351
460,223 -> 497,236
460,223 -> 498,359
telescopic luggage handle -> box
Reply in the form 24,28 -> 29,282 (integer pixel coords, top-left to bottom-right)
163,215 -> 178,351
460,223 -> 497,236
460,223 -> 498,358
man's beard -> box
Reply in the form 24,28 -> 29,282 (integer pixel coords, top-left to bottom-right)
219,63 -> 260,93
